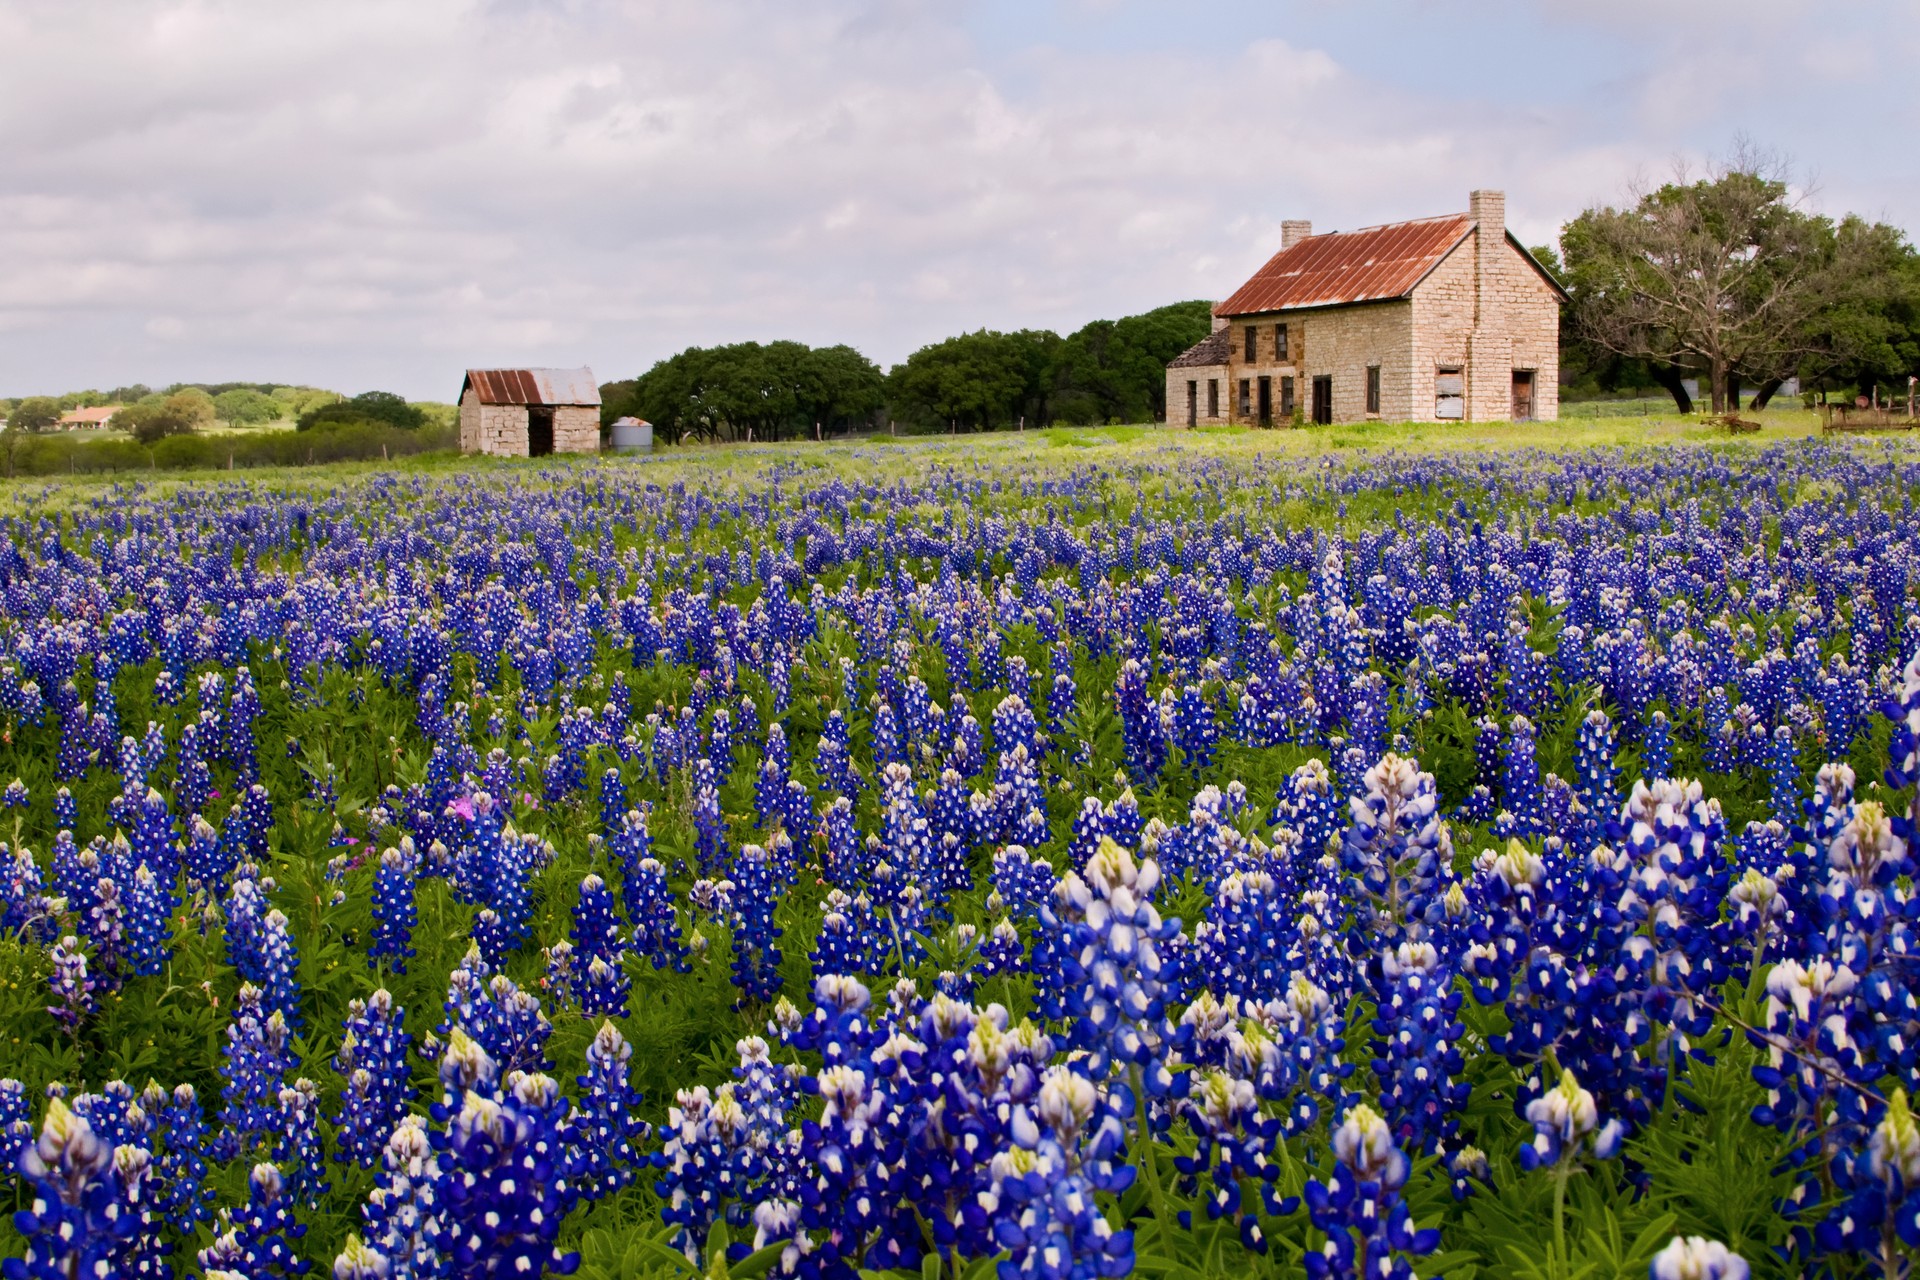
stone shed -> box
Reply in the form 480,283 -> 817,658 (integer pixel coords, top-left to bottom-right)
459,367 -> 602,457
1164,190 -> 1566,426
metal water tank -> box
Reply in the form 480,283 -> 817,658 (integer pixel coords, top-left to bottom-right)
609,417 -> 653,453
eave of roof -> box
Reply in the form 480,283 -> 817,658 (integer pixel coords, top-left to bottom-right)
1214,215 -> 1472,317
460,367 -> 601,407
1167,327 -> 1232,369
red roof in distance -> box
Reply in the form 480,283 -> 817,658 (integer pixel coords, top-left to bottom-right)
1214,215 -> 1472,317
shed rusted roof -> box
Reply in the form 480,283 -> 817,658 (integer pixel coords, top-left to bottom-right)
1214,215 -> 1473,317
1167,328 -> 1231,370
461,367 -> 601,407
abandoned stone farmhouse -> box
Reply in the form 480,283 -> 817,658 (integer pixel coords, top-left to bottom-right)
1166,190 -> 1565,427
458,367 -> 601,456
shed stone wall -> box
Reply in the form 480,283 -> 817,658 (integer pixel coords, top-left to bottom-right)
553,406 -> 601,453
460,388 -> 531,456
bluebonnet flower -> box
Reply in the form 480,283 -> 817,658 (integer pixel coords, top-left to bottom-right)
3,1097 -> 139,1280
332,989 -> 417,1168
988,1066 -> 1137,1280
151,1083 -> 213,1228
1649,1237 -> 1749,1280
45,935 -> 94,1036
197,1161 -> 308,1278
1040,836 -> 1181,1093
1519,1069 -> 1624,1170
437,1070 -> 581,1278
1370,941 -> 1468,1155
259,907 -> 303,1031
218,984 -> 295,1159
1302,1103 -> 1438,1280
1340,754 -> 1452,946
356,1115 -> 444,1280
2,779 -> 26,809
570,1020 -> 650,1201
52,787 -> 75,833
274,1079 -> 331,1208
370,843 -> 418,973
730,844 -> 785,1004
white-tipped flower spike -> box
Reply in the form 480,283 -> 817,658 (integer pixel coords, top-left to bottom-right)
1870,1089 -> 1920,1183
1522,1068 -> 1623,1167
1332,1103 -> 1407,1188
333,1233 -> 391,1280
1649,1236 -> 1749,1280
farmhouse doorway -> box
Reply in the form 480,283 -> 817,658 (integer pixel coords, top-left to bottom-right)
1512,371 -> 1535,422
1311,376 -> 1332,424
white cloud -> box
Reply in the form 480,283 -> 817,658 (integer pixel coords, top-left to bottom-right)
0,0 -> 1908,398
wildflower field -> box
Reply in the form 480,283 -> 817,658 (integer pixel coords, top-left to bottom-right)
0,428 -> 1917,1280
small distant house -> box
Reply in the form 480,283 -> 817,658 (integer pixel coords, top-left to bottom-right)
58,406 -> 122,431
1165,190 -> 1566,427
458,367 -> 601,457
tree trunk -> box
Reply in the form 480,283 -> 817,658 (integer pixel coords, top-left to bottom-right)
1709,355 -> 1727,414
1650,363 -> 1694,414
1749,378 -> 1785,411
1724,372 -> 1741,412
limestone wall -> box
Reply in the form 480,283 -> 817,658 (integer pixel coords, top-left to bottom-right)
1222,302 -> 1414,424
553,406 -> 601,453
460,389 -> 531,456
1407,234 -> 1561,422
1163,365 -> 1232,427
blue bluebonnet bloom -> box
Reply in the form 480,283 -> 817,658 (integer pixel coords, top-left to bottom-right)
1649,1236 -> 1749,1280
370,843 -> 419,973
570,1021 -> 650,1201
3,1098 -> 140,1280
197,1161 -> 308,1278
1302,1103 -> 1438,1280
332,989 -> 417,1168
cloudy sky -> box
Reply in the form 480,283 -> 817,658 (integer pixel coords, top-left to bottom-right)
2,0 -> 1914,400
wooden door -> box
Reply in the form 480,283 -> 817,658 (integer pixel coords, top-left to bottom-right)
1511,371 -> 1535,422
1187,380 -> 1197,427
1257,377 -> 1272,426
1311,376 -> 1332,424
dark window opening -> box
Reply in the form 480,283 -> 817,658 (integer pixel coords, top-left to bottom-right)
1238,379 -> 1251,417
1311,376 -> 1333,425
1275,324 -> 1289,361
1257,376 -> 1272,425
528,406 -> 555,456
1244,326 -> 1257,362
1365,366 -> 1381,415
1207,379 -> 1219,418
1186,380 -> 1198,427
1280,376 -> 1295,419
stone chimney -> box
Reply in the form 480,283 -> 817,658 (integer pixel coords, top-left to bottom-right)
1470,189 -> 1507,324
1212,310 -> 1229,333
1467,189 -> 1511,421
1281,219 -> 1313,250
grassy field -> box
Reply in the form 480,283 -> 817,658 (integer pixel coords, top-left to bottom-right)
0,405 -> 1909,510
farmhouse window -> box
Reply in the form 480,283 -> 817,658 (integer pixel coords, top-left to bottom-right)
1207,379 -> 1219,418
1365,366 -> 1381,415
1244,326 -> 1257,362
1275,324 -> 1289,361
1435,367 -> 1465,420
1238,379 -> 1251,417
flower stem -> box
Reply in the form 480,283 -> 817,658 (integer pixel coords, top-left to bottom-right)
1130,1063 -> 1176,1255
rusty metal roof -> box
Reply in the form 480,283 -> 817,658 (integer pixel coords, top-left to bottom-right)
1167,328 -> 1232,370
1214,215 -> 1473,317
461,367 -> 601,407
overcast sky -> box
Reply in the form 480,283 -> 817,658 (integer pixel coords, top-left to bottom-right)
2,0 -> 1914,401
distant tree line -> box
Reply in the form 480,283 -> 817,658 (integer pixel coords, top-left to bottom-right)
2,382 -> 453,444
1554,148 -> 1920,413
601,301 -> 1214,443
